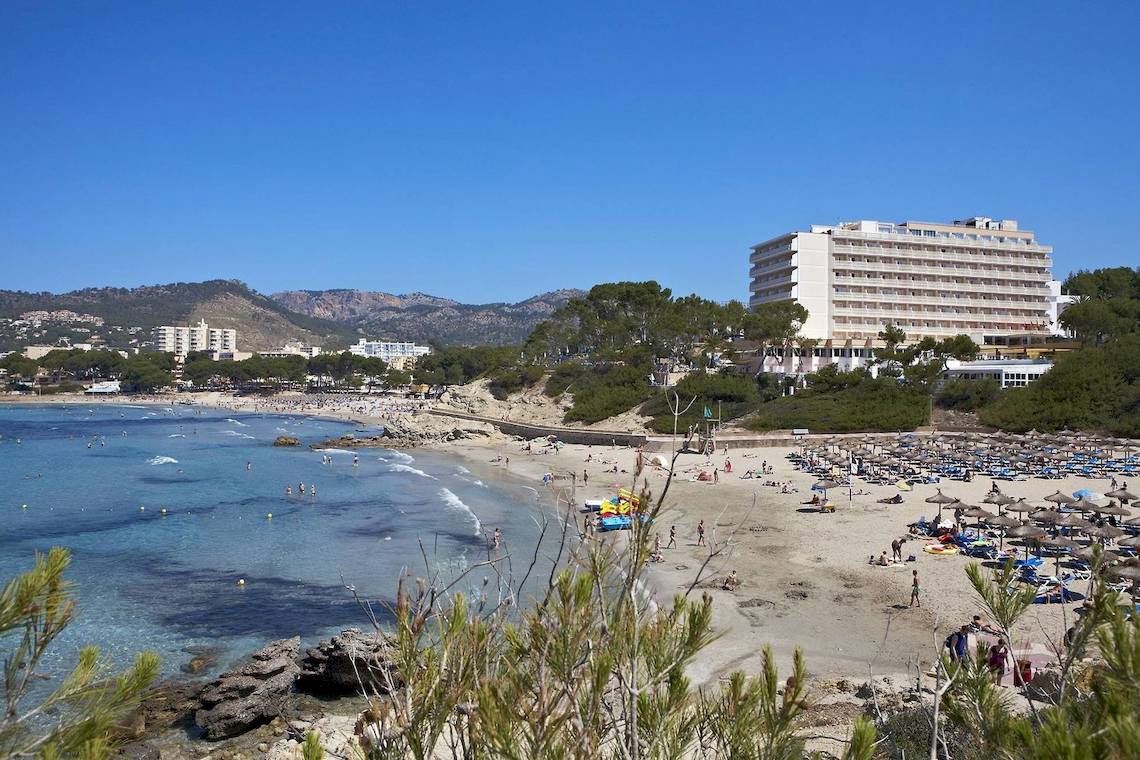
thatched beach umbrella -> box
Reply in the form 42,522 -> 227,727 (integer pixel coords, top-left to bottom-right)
1097,502 -> 1132,518
1044,490 -> 1077,505
1005,499 -> 1037,515
1106,488 -> 1138,503
1007,523 -> 1047,559
1032,509 -> 1067,526
1056,513 -> 1096,532
985,513 -> 1020,551
1076,546 -> 1121,565
1117,535 -> 1140,550
1088,525 -> 1126,542
925,489 -> 957,522
1109,565 -> 1140,584
1072,496 -> 1102,513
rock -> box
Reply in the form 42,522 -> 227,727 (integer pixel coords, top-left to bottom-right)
114,679 -> 205,743
115,742 -> 162,760
273,436 -> 300,447
265,716 -> 359,760
298,628 -> 402,696
182,648 -> 220,674
195,638 -> 301,740
256,744 -> 269,753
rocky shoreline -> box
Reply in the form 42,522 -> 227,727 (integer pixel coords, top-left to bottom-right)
308,412 -> 498,450
119,629 -> 394,760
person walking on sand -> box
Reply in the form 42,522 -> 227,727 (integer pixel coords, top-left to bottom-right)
910,569 -> 921,607
892,537 -> 905,563
697,519 -> 706,546
583,470 -> 588,486
668,525 -> 677,548
713,468 -> 719,484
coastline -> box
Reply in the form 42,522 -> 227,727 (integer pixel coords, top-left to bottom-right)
4,391 -> 1109,685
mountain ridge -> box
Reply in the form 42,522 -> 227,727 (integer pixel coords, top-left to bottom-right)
270,288 -> 584,345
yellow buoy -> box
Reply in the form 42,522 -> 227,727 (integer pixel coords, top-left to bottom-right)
139,506 -> 145,512
161,508 -> 168,515
21,504 -> 28,511
237,578 -> 245,586
266,513 -> 273,519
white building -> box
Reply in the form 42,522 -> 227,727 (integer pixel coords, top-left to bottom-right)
348,339 -> 431,362
942,358 -> 1053,388
750,217 -> 1054,346
260,342 -> 323,359
153,320 -> 237,358
1047,280 -> 1079,338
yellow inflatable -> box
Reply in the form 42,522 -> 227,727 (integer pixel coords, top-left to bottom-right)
922,544 -> 959,556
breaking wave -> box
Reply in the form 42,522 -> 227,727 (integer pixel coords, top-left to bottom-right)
439,488 -> 481,535
147,456 -> 178,466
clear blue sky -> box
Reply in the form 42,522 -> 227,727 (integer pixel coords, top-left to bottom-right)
2,2 -> 1137,303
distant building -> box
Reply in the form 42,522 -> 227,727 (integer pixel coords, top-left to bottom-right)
749,216 -> 1054,346
23,345 -> 60,360
942,358 -> 1053,388
259,342 -> 323,359
348,339 -> 431,362
154,320 -> 237,358
1047,280 -> 1079,338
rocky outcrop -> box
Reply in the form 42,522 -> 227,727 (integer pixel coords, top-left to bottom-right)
298,628 -> 402,696
379,413 -> 496,446
195,637 -> 301,740
273,436 -> 301,447
265,716 -> 361,760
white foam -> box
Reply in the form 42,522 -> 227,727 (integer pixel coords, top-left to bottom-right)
168,434 -> 186,438
220,430 -> 256,439
386,463 -> 436,479
148,456 -> 179,466
378,450 -> 415,464
320,448 -> 356,455
225,418 -> 249,427
472,480 -> 486,488
439,488 -> 482,535
455,465 -> 471,475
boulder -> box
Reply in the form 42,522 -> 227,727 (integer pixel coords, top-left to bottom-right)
273,436 -> 301,447
298,628 -> 401,696
195,638 -> 301,740
266,716 -> 360,760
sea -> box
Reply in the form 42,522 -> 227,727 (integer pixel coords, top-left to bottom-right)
0,403 -> 557,680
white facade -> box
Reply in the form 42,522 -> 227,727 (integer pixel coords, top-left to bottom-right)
942,358 -> 1053,388
260,342 -> 322,359
154,320 -> 238,358
348,339 -> 431,362
1047,280 -> 1079,337
750,217 -> 1054,344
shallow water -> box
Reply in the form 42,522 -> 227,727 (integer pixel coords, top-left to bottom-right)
0,404 -> 554,679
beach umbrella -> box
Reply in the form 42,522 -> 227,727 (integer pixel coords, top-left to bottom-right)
1031,509 -> 1067,525
1088,525 -> 1126,541
1038,534 -> 1079,573
1098,502 -> 1132,517
1125,515 -> 1140,527
1044,490 -> 1077,505
1007,523 -> 1047,559
1106,488 -> 1138,503
1071,497 -> 1102,513
1005,499 -> 1037,514
1056,513 -> 1096,532
963,506 -> 996,531
925,488 -> 957,522
1109,565 -> 1140,583
1118,535 -> 1140,549
986,514 -> 1020,529
1076,546 -> 1121,564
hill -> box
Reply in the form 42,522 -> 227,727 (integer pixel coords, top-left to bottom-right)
0,280 -> 357,352
270,288 -> 585,346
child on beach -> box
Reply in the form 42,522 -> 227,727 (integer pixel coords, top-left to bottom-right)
910,570 -> 921,607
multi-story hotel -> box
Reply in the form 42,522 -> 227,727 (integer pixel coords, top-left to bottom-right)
749,217 -> 1054,346
348,339 -> 431,363
153,320 -> 237,358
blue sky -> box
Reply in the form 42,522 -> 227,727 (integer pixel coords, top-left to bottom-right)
1,2 -> 1137,303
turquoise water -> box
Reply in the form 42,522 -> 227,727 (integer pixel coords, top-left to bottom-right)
0,403 -> 552,678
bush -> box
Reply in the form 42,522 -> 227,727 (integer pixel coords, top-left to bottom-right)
488,365 -> 544,400
978,334 -> 1140,436
640,372 -> 776,433
559,363 -> 654,424
746,380 -> 929,433
544,362 -> 590,397
935,378 -> 1001,412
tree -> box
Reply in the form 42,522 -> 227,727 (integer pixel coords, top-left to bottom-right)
877,323 -> 907,352
0,548 -> 158,759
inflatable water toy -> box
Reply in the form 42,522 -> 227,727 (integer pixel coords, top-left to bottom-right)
923,544 -> 960,556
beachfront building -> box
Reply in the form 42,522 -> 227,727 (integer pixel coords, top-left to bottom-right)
348,339 -> 431,363
153,320 -> 237,358
259,342 -> 323,359
942,358 -> 1053,388
749,217 -> 1054,346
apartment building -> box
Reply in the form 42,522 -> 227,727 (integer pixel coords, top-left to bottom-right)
749,217 -> 1054,345
348,339 -> 431,362
153,320 -> 237,358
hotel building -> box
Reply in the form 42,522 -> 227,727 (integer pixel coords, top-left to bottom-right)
348,339 -> 431,363
749,217 -> 1054,346
153,320 -> 237,358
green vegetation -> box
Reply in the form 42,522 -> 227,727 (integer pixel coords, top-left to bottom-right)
414,345 -> 521,386
0,548 -> 158,759
935,377 -> 1002,412
978,334 -> 1140,436
1059,266 -> 1140,345
548,362 -> 654,424
640,372 -> 778,434
746,367 -> 930,433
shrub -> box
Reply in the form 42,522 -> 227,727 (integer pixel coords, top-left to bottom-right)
558,363 -> 654,424
935,378 -> 1001,412
746,381 -> 929,433
487,364 -> 544,400
640,372 -> 776,433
